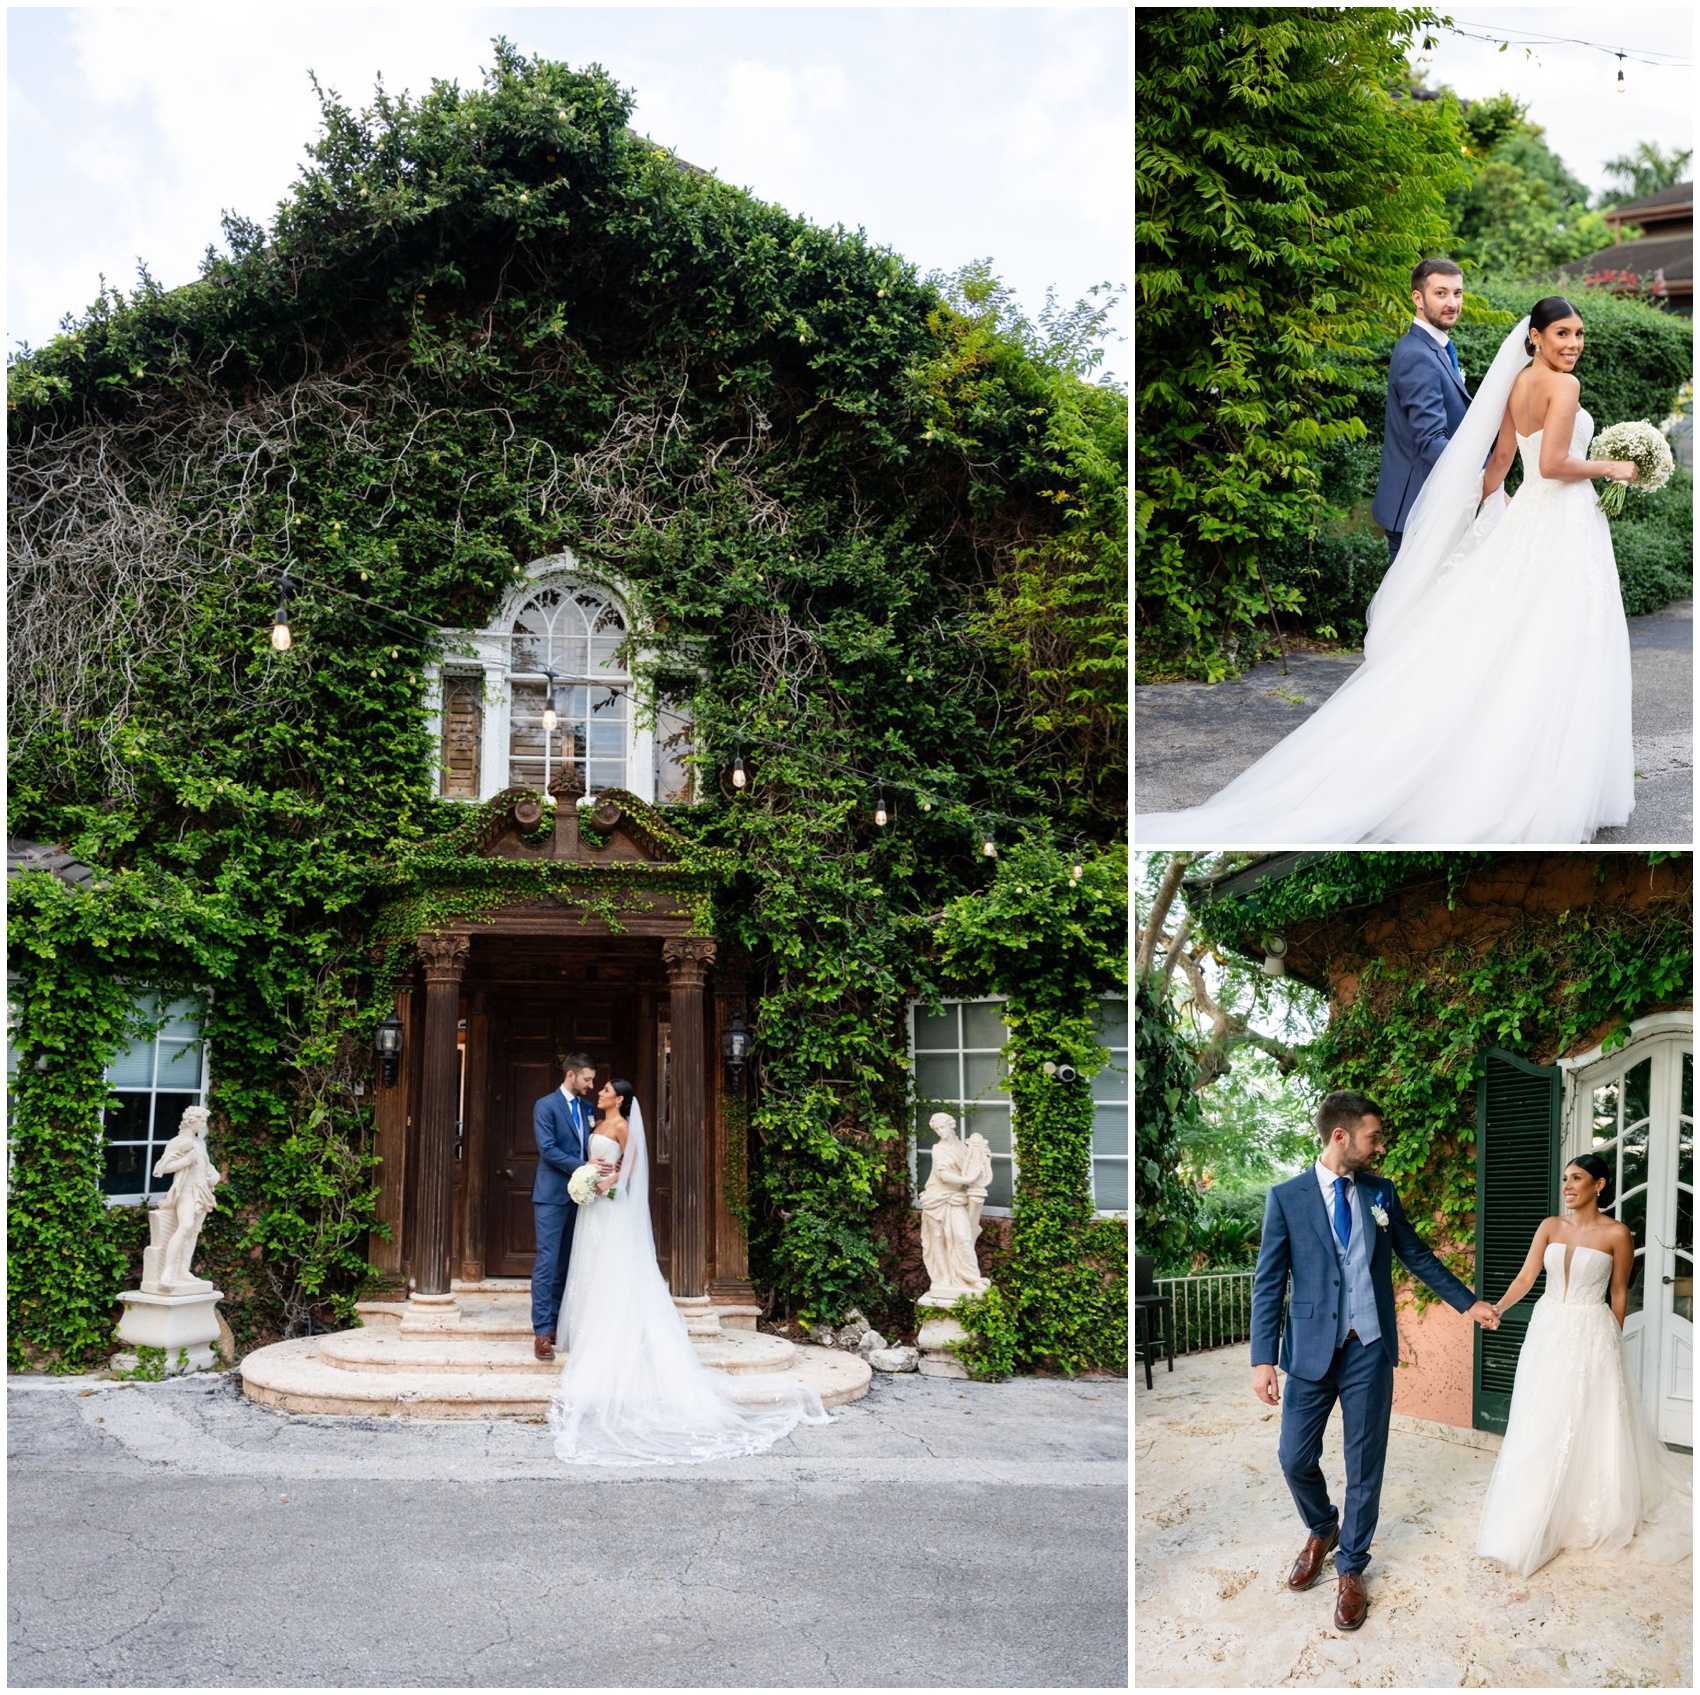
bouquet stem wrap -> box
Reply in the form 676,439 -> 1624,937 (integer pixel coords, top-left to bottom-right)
1590,420 -> 1675,517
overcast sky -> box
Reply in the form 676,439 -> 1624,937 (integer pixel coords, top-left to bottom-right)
7,5 -> 1128,380
1415,9 -> 1693,198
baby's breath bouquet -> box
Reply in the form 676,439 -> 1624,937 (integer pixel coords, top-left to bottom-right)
1588,420 -> 1675,518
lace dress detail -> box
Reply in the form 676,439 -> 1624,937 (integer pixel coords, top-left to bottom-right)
1137,406 -> 1634,844
1477,1242 -> 1692,1575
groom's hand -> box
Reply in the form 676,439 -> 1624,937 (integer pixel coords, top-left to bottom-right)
1252,1364 -> 1280,1406
1465,1300 -> 1500,1330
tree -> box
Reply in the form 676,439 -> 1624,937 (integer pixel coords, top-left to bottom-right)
1444,92 -> 1616,278
1136,6 -> 1470,680
1603,142 -> 1694,202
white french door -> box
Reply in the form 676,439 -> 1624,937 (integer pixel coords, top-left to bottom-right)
1570,1031 -> 1693,1448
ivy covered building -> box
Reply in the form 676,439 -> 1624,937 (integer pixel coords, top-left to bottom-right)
1182,851 -> 1692,1443
8,50 -> 1128,1381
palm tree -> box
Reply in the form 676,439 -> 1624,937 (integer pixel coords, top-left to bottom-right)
1602,141 -> 1694,202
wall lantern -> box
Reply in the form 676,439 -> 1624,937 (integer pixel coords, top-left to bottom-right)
1042,1059 -> 1081,1084
1262,936 -> 1289,978
374,1013 -> 405,1088
722,1014 -> 751,1086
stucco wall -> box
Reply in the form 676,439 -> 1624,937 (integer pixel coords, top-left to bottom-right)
1392,1284 -> 1474,1428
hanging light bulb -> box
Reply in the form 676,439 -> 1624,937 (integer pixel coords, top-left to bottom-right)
874,781 -> 888,828
1416,34 -> 1434,65
1070,837 -> 1084,883
732,735 -> 747,791
541,669 -> 559,733
268,570 -> 297,652
1615,54 -> 1627,94
981,824 -> 997,859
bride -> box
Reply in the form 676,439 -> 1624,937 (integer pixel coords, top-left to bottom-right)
1136,298 -> 1642,845
1477,1154 -> 1691,1575
548,1078 -> 830,1465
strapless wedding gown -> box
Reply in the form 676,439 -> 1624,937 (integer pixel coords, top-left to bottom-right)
1477,1242 -> 1691,1575
1136,408 -> 1634,843
549,1132 -> 829,1465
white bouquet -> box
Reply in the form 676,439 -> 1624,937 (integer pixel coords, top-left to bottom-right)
567,1164 -> 614,1206
1588,419 -> 1675,517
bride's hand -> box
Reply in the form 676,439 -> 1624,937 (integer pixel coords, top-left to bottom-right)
1608,460 -> 1639,484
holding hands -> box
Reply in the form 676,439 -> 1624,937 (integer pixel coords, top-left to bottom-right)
1466,1299 -> 1501,1330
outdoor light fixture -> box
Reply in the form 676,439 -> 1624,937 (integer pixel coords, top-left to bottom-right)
981,826 -> 997,858
1070,836 -> 1085,883
268,569 -> 300,652
374,1013 -> 404,1088
732,735 -> 747,791
721,1014 -> 751,1086
1615,53 -> 1626,94
874,781 -> 888,828
1262,936 -> 1289,978
1043,1059 -> 1080,1084
541,669 -> 560,733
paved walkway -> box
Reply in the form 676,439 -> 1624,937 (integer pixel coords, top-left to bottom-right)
1136,600 -> 1692,843
1134,1346 -> 1691,1688
8,1369 -> 1126,1688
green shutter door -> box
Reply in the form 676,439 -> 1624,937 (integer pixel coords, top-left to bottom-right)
1473,1048 -> 1561,1433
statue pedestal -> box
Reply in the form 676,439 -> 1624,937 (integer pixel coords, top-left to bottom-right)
114,1287 -> 225,1375
398,1292 -> 462,1333
915,1293 -> 974,1379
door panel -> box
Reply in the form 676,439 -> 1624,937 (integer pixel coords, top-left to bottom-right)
483,992 -> 655,1278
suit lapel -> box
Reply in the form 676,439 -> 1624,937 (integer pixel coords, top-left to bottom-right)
1303,1165 -> 1340,1261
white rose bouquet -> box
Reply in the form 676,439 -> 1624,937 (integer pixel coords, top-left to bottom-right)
1588,420 -> 1675,517
567,1164 -> 615,1206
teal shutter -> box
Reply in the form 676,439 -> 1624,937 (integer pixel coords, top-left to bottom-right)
1473,1048 -> 1561,1433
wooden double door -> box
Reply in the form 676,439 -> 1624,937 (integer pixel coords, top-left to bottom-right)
482,989 -> 671,1279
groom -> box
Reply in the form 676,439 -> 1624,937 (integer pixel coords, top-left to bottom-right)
1371,257 -> 1470,565
531,1052 -> 612,1361
1250,1091 -> 1499,1631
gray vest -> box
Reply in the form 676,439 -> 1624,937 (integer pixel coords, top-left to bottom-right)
1326,1176 -> 1381,1349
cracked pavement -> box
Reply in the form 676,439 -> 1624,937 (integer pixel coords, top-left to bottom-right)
8,1369 -> 1127,1688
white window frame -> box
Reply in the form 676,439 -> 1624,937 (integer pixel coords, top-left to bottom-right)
426,550 -> 672,804
1092,995 -> 1129,1217
906,993 -> 1130,1221
100,990 -> 212,1207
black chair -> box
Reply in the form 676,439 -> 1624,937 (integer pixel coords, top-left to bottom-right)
1134,1253 -> 1175,1390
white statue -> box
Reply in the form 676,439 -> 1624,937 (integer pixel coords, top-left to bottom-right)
918,1111 -> 993,1301
145,1105 -> 222,1293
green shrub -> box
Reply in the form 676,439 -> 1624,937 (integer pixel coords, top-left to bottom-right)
946,1285 -> 1019,1381
1612,466 -> 1693,616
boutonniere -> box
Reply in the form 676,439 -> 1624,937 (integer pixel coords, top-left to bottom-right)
1368,1200 -> 1390,1231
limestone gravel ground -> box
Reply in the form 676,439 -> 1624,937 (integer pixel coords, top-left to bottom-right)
8,1368 -> 1126,1689
1135,599 -> 1693,844
1135,1345 -> 1692,1688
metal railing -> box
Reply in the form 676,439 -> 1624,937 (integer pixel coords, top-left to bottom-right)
1152,1269 -> 1256,1356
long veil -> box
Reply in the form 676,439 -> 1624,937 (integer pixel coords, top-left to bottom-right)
1363,316 -> 1531,656
547,1093 -> 829,1466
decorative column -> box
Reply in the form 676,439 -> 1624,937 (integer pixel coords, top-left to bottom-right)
663,937 -> 716,1330
711,951 -> 759,1311
403,930 -> 469,1331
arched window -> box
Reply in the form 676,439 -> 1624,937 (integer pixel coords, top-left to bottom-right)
428,559 -> 696,806
506,582 -> 630,793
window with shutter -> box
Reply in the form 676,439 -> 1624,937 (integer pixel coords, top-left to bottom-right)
439,674 -> 484,798
1474,1048 -> 1561,1434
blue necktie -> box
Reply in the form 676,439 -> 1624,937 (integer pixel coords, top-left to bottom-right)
1333,1176 -> 1352,1249
1444,339 -> 1461,381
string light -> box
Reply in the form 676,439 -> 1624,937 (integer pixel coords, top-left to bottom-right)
1616,52 -> 1627,93
980,824 -> 997,859
1070,837 -> 1085,884
874,781 -> 888,828
731,735 -> 747,791
268,570 -> 299,652
541,668 -> 559,733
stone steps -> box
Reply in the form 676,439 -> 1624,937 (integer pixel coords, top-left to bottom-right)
238,1332 -> 869,1420
316,1324 -> 798,1377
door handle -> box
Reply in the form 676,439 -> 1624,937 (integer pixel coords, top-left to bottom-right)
499,1167 -> 515,1180
1663,1276 -> 1676,1285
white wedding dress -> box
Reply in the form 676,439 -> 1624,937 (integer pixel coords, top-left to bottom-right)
1477,1243 -> 1691,1576
1136,320 -> 1634,845
548,1112 -> 830,1466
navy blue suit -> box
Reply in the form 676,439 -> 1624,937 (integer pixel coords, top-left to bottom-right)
1251,1166 -> 1478,1575
1371,326 -> 1471,559
531,1086 -> 592,1337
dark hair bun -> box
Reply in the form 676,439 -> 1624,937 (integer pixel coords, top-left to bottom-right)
1570,1152 -> 1615,1207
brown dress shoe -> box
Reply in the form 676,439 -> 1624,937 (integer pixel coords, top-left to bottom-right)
1334,1570 -> 1368,1631
534,1333 -> 556,1361
1286,1523 -> 1339,1590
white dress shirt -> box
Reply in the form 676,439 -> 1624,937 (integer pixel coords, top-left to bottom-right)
1315,1160 -> 1363,1243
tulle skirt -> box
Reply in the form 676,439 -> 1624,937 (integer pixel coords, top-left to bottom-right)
1477,1294 -> 1692,1576
548,1196 -> 829,1467
1135,476 -> 1634,844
